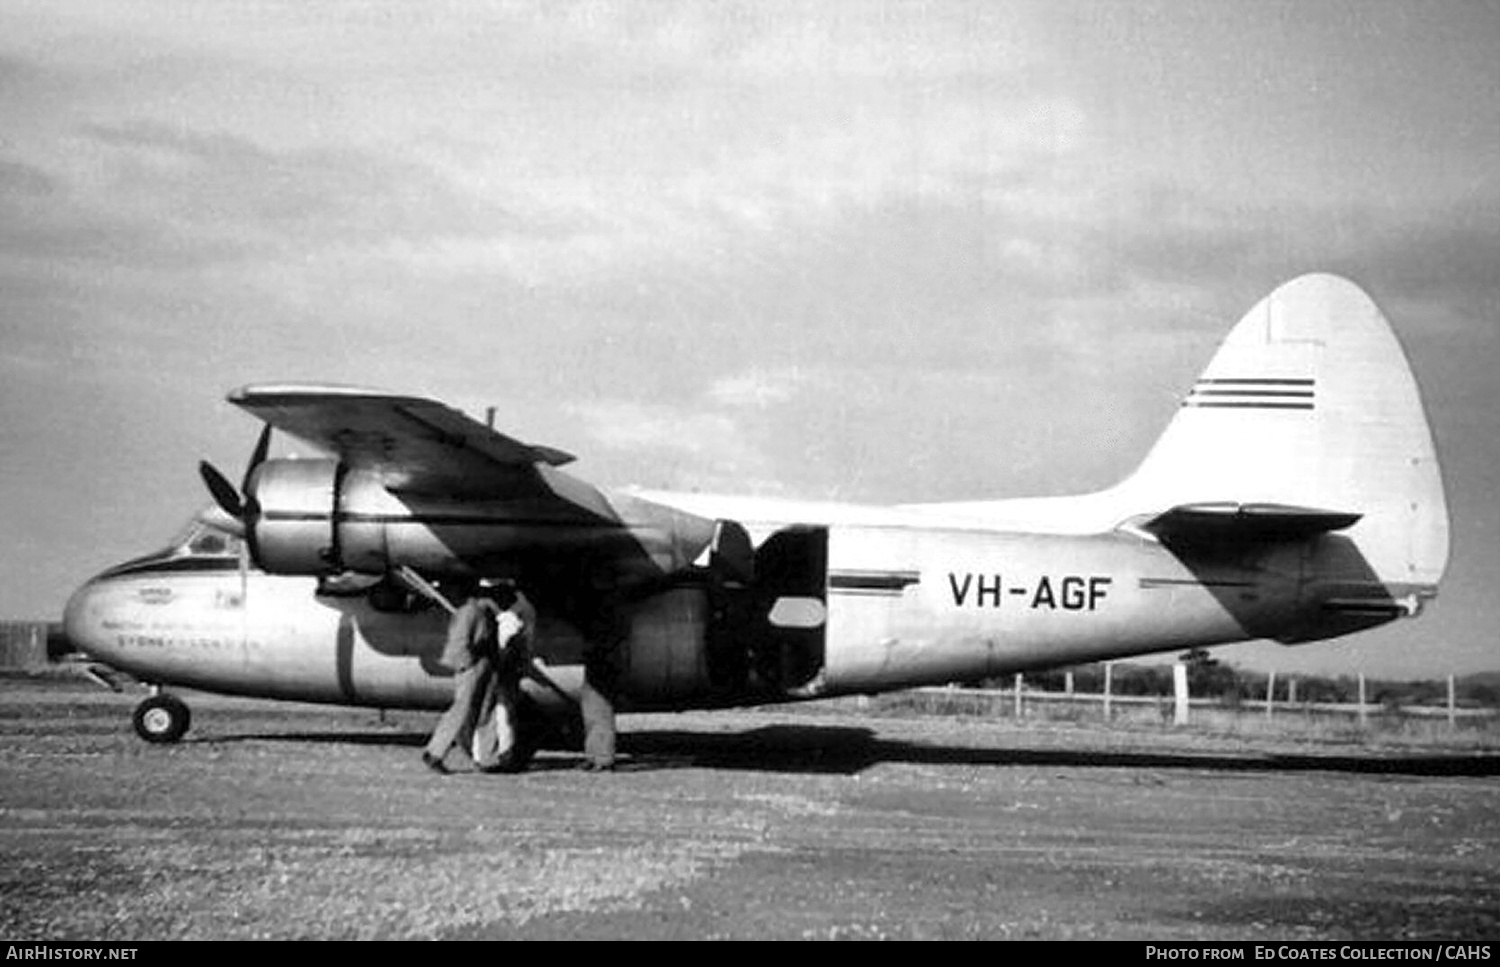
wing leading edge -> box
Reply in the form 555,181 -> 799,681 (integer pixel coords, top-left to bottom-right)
229,383 -> 586,502
226,384 -> 717,580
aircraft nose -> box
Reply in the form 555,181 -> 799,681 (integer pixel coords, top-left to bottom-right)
63,577 -> 111,662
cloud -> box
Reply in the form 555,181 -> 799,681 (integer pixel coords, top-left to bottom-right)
706,367 -> 808,409
557,365 -> 827,492
0,156 -> 53,195
0,5 -> 1093,297
563,398 -> 782,493
76,122 -> 543,253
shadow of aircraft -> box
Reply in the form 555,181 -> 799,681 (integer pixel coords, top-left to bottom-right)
619,726 -> 1500,777
192,721 -> 1500,778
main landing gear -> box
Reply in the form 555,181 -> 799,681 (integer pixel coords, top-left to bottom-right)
132,691 -> 192,744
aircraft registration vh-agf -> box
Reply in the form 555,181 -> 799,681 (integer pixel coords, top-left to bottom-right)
63,273 -> 1450,761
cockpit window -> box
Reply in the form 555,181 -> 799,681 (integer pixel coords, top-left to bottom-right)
186,529 -> 233,557
165,516 -> 244,559
96,510 -> 245,579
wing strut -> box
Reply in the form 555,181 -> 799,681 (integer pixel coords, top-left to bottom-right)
393,566 -> 456,615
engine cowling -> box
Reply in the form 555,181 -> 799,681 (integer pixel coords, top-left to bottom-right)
250,457 -> 537,577
246,458 -> 346,574
243,458 -> 714,580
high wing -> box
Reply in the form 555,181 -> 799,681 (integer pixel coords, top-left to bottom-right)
224,383 -> 717,581
230,383 -> 591,503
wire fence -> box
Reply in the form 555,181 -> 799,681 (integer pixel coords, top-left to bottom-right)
857,669 -> 1500,744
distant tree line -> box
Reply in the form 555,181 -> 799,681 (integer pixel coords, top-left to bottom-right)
976,656 -> 1500,709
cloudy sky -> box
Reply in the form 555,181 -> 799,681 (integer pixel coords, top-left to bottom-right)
2,1 -> 1496,678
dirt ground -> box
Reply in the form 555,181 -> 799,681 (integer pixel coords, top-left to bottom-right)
2,676 -> 1497,941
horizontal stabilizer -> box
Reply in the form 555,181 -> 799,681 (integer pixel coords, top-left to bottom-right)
1141,502 -> 1362,543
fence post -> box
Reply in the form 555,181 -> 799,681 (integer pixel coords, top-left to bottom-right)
1173,662 -> 1189,725
1103,662 -> 1113,722
1288,677 -> 1297,706
1065,670 -> 1074,695
1358,673 -> 1368,728
1013,673 -> 1023,719
1266,670 -> 1276,720
1448,674 -> 1456,730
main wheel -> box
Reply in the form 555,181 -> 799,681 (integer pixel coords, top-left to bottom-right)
132,694 -> 191,744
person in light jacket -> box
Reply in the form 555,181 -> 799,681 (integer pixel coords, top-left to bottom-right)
421,581 -> 502,774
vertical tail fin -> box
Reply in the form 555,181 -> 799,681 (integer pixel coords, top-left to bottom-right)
1118,273 -> 1449,596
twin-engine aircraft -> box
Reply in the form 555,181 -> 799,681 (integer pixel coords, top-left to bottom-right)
64,274 -> 1450,760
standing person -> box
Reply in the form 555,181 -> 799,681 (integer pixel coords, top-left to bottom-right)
577,588 -> 627,772
421,580 -> 501,775
578,650 -> 618,771
473,584 -> 536,773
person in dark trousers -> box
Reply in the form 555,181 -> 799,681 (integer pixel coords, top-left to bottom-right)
578,589 -> 628,772
578,650 -> 618,771
422,580 -> 502,774
473,584 -> 536,773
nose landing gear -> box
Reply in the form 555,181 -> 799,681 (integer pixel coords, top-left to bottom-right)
132,692 -> 191,743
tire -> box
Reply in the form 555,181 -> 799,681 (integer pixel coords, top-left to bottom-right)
132,694 -> 191,744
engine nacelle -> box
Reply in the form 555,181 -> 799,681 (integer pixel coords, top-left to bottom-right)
245,459 -> 335,574
250,457 -> 549,577
244,458 -> 712,579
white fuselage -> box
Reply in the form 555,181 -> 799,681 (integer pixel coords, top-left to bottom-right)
64,490 -> 1327,715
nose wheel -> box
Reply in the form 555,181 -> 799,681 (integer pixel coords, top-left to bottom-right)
132,693 -> 192,743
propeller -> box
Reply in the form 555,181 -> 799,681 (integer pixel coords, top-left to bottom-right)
199,461 -> 245,521
197,424 -> 272,537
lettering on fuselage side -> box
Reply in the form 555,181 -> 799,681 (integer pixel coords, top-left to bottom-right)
949,573 -> 1112,611
135,587 -> 174,605
115,633 -> 235,651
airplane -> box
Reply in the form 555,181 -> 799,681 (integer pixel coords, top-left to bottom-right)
62,273 -> 1450,763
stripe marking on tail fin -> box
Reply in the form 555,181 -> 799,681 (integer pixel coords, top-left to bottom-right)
1184,378 -> 1316,410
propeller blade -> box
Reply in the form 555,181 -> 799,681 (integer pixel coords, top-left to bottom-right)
241,424 -> 272,493
199,460 -> 245,521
